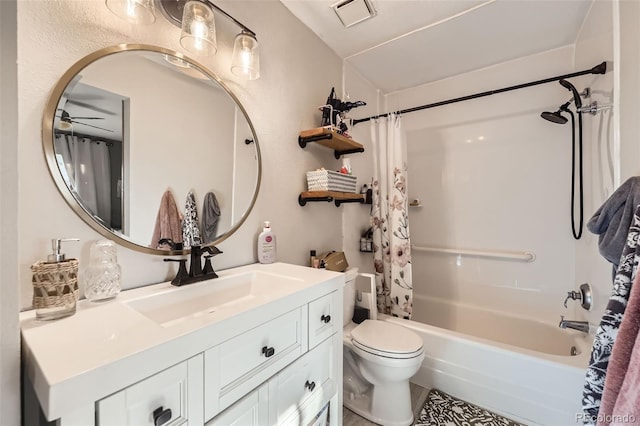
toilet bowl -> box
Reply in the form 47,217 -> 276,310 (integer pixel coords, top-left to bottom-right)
342,268 -> 424,426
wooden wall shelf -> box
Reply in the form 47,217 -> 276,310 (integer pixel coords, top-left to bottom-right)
298,191 -> 364,207
298,127 -> 364,159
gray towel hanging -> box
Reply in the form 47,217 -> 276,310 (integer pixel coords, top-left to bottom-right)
202,191 -> 221,244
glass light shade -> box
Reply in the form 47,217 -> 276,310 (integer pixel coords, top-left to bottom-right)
231,31 -> 260,80
180,1 -> 217,56
105,0 -> 156,25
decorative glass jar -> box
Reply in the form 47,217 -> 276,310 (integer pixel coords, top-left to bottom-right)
84,240 -> 121,302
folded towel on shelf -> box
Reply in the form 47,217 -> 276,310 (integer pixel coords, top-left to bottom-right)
150,190 -> 183,249
587,176 -> 640,271
202,191 -> 221,244
583,204 -> 640,423
182,191 -> 202,249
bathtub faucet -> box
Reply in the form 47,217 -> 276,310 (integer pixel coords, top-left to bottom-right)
558,316 -> 590,333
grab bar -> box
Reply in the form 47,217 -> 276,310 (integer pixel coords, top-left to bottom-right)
411,245 -> 536,262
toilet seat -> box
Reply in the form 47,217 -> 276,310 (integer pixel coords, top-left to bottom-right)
351,320 -> 423,359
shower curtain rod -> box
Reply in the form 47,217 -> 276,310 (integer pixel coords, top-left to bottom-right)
352,61 -> 607,126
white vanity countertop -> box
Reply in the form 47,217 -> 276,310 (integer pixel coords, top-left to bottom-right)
20,262 -> 344,421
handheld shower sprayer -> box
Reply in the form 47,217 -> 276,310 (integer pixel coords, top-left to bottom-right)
559,79 -> 583,109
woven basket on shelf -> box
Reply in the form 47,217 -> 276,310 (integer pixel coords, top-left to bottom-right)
306,169 -> 357,193
31,259 -> 79,309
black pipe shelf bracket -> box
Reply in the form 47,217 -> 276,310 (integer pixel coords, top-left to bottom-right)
298,127 -> 365,159
298,193 -> 333,206
334,198 -> 364,207
298,191 -> 365,207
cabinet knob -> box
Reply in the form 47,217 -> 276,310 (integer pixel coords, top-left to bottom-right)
305,380 -> 316,392
321,314 -> 331,324
262,346 -> 275,358
152,406 -> 172,426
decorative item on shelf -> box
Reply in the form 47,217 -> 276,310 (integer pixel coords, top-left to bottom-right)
360,227 -> 373,252
31,238 -> 80,320
360,183 -> 372,204
83,240 -> 122,302
319,87 -> 366,137
341,157 -> 352,175
105,0 -> 260,79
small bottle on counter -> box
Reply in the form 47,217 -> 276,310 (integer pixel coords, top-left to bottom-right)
31,238 -> 80,320
310,250 -> 320,268
257,221 -> 277,264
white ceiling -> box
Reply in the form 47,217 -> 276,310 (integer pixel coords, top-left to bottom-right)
280,0 -> 594,93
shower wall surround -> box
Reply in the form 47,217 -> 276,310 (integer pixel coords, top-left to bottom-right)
384,2 -> 615,325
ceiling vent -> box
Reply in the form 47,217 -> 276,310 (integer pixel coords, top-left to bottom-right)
332,0 -> 377,28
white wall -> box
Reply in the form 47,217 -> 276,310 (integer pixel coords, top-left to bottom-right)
384,4 -> 614,324
341,62 -> 380,275
618,0 -> 640,180
573,0 -> 616,326
16,0 -> 345,311
0,1 -> 21,424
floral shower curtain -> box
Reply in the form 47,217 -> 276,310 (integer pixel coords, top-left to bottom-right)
370,114 -> 413,319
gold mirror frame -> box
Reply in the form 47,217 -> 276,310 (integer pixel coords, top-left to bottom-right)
42,44 -> 262,255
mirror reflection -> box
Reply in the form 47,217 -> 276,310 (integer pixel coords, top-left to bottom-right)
43,45 -> 261,254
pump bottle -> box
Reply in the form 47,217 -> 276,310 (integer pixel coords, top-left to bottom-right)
257,221 -> 276,264
31,238 -> 80,320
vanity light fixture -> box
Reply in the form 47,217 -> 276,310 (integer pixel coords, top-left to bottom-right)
179,0 -> 217,56
231,30 -> 260,80
105,0 -> 261,79
105,0 -> 156,25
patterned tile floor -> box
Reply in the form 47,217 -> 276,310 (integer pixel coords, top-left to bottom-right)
414,389 -> 524,426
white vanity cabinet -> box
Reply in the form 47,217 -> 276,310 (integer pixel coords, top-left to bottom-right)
97,355 -> 204,426
20,263 -> 343,426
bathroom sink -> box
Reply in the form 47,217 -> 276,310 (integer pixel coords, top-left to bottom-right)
125,271 -> 303,327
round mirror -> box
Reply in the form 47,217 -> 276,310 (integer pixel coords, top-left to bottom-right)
42,44 -> 261,255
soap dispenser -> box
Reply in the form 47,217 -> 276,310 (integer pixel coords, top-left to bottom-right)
31,238 -> 80,320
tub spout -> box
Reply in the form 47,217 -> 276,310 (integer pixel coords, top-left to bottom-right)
559,316 -> 589,333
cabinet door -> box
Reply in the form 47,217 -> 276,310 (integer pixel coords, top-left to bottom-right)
206,383 -> 268,426
269,334 -> 337,426
308,292 -> 337,349
205,306 -> 306,419
97,355 -> 203,426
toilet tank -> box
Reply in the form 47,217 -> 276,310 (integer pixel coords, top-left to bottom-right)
343,268 -> 359,327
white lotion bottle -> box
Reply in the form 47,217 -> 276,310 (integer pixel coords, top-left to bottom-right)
257,221 -> 277,264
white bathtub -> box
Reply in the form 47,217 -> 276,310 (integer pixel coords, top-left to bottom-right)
380,294 -> 592,426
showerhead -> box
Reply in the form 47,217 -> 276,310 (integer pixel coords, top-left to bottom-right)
559,79 -> 583,108
541,109 -> 568,124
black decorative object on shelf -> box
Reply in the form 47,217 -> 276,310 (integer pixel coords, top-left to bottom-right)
320,87 -> 366,137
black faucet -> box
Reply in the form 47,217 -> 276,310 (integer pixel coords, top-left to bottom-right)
164,245 -> 223,286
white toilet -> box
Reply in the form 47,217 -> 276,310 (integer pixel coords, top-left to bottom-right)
342,268 -> 425,426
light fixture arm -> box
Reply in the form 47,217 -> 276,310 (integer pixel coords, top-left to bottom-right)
202,0 -> 256,38
158,0 -> 256,38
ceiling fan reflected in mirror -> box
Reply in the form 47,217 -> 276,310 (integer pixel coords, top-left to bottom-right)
56,109 -> 114,133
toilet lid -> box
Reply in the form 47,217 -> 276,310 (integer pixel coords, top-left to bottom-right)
351,320 -> 423,358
